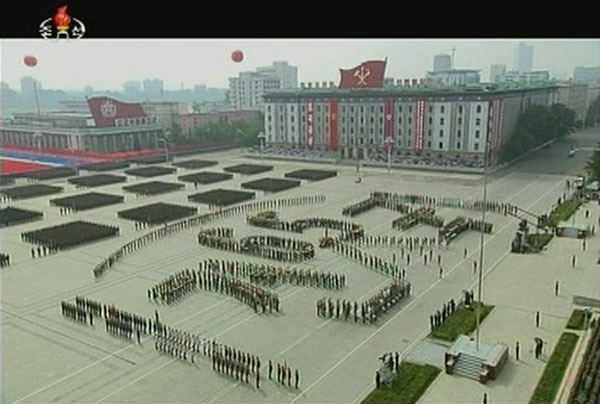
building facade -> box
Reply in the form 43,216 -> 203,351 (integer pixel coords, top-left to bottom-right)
175,110 -> 261,136
573,66 -> 600,86
498,70 -> 550,83
425,69 -> 481,86
256,61 -> 298,89
263,85 -> 557,166
142,101 -> 188,131
228,72 -> 281,111
143,79 -> 164,95
0,96 -> 162,153
555,83 -> 589,124
513,42 -> 534,73
490,65 -> 507,82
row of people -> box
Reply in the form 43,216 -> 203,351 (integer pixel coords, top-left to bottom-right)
93,195 -> 326,278
30,245 -> 58,258
148,269 -> 197,305
198,268 -> 280,314
199,258 -> 345,290
247,211 -> 364,239
75,295 -> 102,317
333,242 -> 403,278
391,207 -> 444,231
342,195 -> 411,218
349,235 -> 439,249
429,298 -> 457,330
0,253 -> 10,267
60,301 -> 90,324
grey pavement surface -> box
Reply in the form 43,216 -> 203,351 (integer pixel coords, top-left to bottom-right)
1,127 -> 599,404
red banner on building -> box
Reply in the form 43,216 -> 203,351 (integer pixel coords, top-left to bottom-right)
414,98 -> 425,153
339,60 -> 387,88
87,96 -> 146,128
383,98 -> 394,152
328,99 -> 339,150
306,102 -> 314,148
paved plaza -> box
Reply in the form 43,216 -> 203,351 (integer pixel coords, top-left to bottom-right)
2,130 -> 600,403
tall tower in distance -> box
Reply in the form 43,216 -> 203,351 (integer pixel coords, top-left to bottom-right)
513,42 -> 534,73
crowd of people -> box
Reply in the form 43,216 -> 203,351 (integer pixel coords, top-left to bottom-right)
61,300 -> 89,324
199,258 -> 345,290
342,195 -> 410,218
149,269 -> 197,305
439,217 -> 492,245
316,279 -> 411,324
392,206 -> 444,231
429,298 -> 457,330
333,242 -> 404,278
198,268 -> 280,314
0,253 -> 10,267
58,207 -> 75,215
197,227 -> 315,262
247,211 -> 364,240
92,195 -> 326,278
154,328 -> 204,364
30,245 -> 58,258
212,342 -> 263,387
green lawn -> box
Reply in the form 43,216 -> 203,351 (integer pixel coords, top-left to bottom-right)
566,309 -> 587,330
362,361 -> 441,404
548,197 -> 581,227
429,302 -> 494,342
529,332 -> 579,404
526,233 -> 554,251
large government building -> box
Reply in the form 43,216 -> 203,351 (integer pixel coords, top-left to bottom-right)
263,60 -> 571,166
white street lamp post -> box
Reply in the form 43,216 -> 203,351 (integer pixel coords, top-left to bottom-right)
385,137 -> 394,173
158,138 -> 169,162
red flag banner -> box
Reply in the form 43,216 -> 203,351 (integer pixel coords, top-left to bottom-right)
339,60 -> 387,88
328,99 -> 339,150
87,96 -> 146,128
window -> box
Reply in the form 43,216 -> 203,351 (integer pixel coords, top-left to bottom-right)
370,117 -> 374,124
268,105 -> 272,112
475,130 -> 480,139
291,105 -> 294,112
408,128 -> 412,135
408,117 -> 412,124
439,142 -> 443,149
360,106 -> 364,113
350,106 -> 354,113
440,105 -> 445,113
268,115 -> 272,122
409,106 -> 412,113
371,106 -> 375,113
439,130 -> 444,137
459,105 -> 463,114
428,117 -> 432,125
458,117 -> 462,125
408,139 -> 411,147
476,118 -> 481,126
429,105 -> 433,113
360,117 -> 364,124
428,141 -> 432,148
379,106 -> 383,113
370,138 -> 374,144
440,118 -> 445,125
474,143 -> 479,150
476,105 -> 482,113
428,129 -> 432,137
290,116 -> 294,122
370,128 -> 374,135
458,130 -> 462,137
360,138 -> 364,144
457,142 -> 461,149
398,106 -> 403,113
350,117 -> 354,124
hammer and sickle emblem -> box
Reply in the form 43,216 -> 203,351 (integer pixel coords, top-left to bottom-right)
354,66 -> 371,86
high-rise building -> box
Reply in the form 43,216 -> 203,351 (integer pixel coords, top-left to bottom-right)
228,71 -> 281,111
490,64 -> 507,82
573,66 -> 600,86
20,76 -> 42,94
433,54 -> 452,72
425,69 -> 480,86
256,61 -> 298,89
497,70 -> 550,83
513,42 -> 534,73
123,81 -> 142,94
143,79 -> 164,95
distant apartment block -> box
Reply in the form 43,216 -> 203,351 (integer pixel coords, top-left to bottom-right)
573,66 -> 600,86
513,42 -> 534,73
175,110 -> 261,136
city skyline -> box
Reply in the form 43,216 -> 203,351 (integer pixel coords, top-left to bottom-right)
1,39 -> 598,91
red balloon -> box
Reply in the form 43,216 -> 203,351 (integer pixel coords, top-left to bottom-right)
24,55 -> 37,67
231,50 -> 244,63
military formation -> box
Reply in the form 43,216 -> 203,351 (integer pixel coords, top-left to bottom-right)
149,269 -> 197,305
93,195 -> 326,278
333,242 -> 404,278
317,279 -> 411,324
439,216 -> 493,245
199,258 -> 345,290
0,253 -> 10,267
198,268 -> 280,314
197,227 -> 315,262
392,206 -> 444,231
30,244 -> 58,258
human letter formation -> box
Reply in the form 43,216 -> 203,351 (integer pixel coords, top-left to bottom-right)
199,258 -> 346,290
148,269 -> 197,305
197,227 -> 315,262
317,279 -> 411,324
247,212 -> 364,240
333,242 -> 403,279
92,195 -> 326,278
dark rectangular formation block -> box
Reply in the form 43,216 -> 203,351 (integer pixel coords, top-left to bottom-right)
68,174 -> 127,188
50,192 -> 124,211
188,188 -> 255,206
241,177 -> 301,193
79,160 -> 130,172
0,176 -> 16,186
129,154 -> 169,164
17,166 -> 77,180
117,202 -> 197,225
124,166 -> 176,178
284,169 -> 337,181
223,164 -> 273,175
178,171 -> 233,185
0,207 -> 43,228
172,159 -> 218,169
21,220 -> 119,249
122,181 -> 184,196
0,184 -> 63,199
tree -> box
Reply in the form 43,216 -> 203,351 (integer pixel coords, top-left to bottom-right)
585,141 -> 600,180
585,96 -> 600,127
192,102 -> 201,113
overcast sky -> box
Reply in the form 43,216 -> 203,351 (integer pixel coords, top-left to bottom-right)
1,39 -> 598,91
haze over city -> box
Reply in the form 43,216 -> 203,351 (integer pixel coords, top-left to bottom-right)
1,39 -> 598,91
